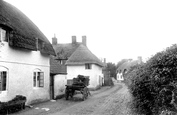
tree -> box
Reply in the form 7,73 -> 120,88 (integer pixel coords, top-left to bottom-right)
106,62 -> 117,79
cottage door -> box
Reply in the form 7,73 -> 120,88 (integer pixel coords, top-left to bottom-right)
50,75 -> 55,99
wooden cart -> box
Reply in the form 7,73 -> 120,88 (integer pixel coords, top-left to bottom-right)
65,75 -> 90,101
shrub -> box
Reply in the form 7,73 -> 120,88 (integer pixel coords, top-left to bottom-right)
129,44 -> 177,115
124,64 -> 142,87
0,95 -> 26,114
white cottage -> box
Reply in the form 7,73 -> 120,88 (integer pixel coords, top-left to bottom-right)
0,1 -> 55,104
50,36 -> 86,99
66,44 -> 104,89
116,57 -> 142,82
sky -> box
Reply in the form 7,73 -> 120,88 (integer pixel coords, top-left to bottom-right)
4,0 -> 177,63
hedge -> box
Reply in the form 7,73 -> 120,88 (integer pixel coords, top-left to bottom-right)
129,44 -> 177,115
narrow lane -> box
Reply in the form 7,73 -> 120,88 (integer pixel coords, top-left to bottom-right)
14,83 -> 132,115
91,83 -> 132,115
50,83 -> 132,115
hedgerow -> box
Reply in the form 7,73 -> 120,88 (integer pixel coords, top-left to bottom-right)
129,44 -> 177,115
124,64 -> 142,87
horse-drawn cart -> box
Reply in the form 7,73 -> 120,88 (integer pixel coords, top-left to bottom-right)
65,75 -> 90,101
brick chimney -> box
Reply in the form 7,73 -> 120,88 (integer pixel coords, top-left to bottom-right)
52,34 -> 57,45
82,36 -> 87,46
72,36 -> 77,44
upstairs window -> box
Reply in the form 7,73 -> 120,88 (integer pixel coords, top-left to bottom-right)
0,28 -> 7,42
59,60 -> 63,65
33,69 -> 44,87
85,64 -> 92,69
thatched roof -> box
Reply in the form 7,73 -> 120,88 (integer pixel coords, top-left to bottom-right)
66,44 -> 104,67
50,42 -> 82,74
0,0 -> 55,55
117,60 -> 139,73
53,42 -> 81,59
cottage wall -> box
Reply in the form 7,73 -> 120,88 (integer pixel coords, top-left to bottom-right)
54,74 -> 67,99
0,42 -> 50,105
117,73 -> 124,81
67,64 -> 103,89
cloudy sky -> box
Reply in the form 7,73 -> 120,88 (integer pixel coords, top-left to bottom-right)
4,0 -> 177,63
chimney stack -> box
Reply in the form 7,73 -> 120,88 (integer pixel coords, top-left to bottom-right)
137,56 -> 142,64
72,36 -> 77,44
82,36 -> 87,46
104,58 -> 106,64
52,34 -> 57,45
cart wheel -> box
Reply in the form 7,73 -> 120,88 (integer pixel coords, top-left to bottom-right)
70,89 -> 75,98
65,89 -> 69,100
86,88 -> 89,97
82,87 -> 87,101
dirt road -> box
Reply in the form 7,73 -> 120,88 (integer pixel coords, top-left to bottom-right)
14,83 -> 132,115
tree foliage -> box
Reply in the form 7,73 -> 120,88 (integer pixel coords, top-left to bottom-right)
106,62 -> 117,78
129,44 -> 177,115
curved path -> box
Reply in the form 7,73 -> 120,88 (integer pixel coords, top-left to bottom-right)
50,83 -> 132,115
15,83 -> 132,115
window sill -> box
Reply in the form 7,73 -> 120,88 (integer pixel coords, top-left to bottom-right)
33,87 -> 44,89
0,90 -> 7,95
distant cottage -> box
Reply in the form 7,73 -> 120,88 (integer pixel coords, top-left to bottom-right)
116,57 -> 143,81
0,1 -> 55,104
50,36 -> 104,98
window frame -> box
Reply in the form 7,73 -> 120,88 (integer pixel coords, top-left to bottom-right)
85,63 -> 92,69
0,27 -> 8,42
0,66 -> 8,92
33,69 -> 44,88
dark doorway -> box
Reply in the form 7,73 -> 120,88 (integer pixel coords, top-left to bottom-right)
50,74 -> 55,99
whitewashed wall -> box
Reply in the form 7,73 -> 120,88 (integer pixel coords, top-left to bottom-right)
54,74 -> 67,98
116,73 -> 124,81
67,64 -> 103,88
0,42 -> 50,105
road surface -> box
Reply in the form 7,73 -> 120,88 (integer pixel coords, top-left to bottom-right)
14,83 -> 132,115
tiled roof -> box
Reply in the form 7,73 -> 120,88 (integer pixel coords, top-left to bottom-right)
50,56 -> 67,74
66,44 -> 104,67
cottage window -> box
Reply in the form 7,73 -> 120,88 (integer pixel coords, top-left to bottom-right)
0,66 -> 8,92
0,28 -> 7,42
59,60 -> 63,65
33,69 -> 44,87
0,71 -> 7,91
85,64 -> 92,69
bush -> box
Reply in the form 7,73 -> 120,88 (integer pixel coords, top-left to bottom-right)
129,44 -> 177,115
0,95 -> 26,114
124,64 -> 142,87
